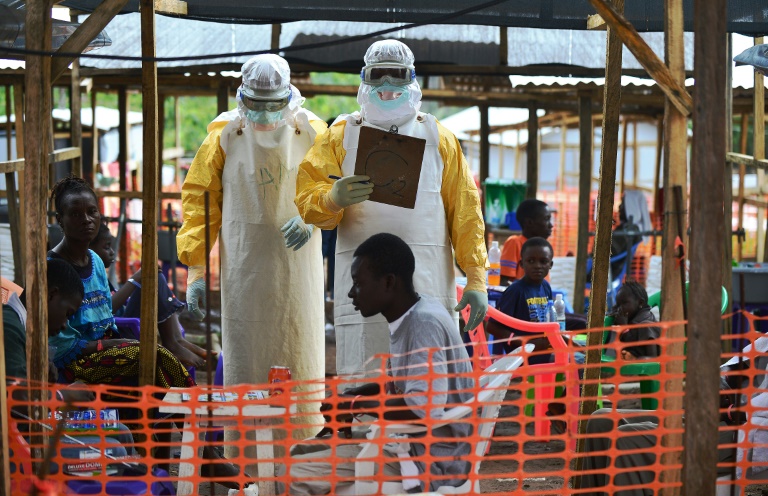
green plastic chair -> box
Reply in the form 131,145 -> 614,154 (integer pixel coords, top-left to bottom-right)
597,283 -> 728,409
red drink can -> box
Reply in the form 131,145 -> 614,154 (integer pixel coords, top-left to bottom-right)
268,365 -> 291,395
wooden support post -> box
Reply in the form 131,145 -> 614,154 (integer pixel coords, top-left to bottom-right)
271,23 -> 282,51
497,134 -> 505,178
24,0 -> 53,465
159,94 -> 166,168
573,93 -> 593,315
754,37 -> 766,261
90,90 -> 98,186
4,87 -> 22,285
13,84 -> 25,278
659,0 -> 687,493
620,117 -> 628,195
69,16 -> 83,179
0,291 -> 8,495
174,96 -> 181,189
526,101 -> 538,199
499,26 -> 508,66
217,82 -> 229,116
558,124 -> 567,190
633,120 -> 639,188
738,113 -> 748,261
575,0 -> 623,470
118,87 -> 129,283
138,0 -> 159,386
479,104 -> 490,214
514,129 -> 522,179
723,33 -> 734,348
653,114 -> 663,231
685,0 -> 726,493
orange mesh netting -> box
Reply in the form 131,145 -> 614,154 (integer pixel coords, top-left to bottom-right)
6,312 -> 767,495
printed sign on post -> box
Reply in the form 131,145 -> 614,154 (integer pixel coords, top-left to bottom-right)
353,125 -> 425,209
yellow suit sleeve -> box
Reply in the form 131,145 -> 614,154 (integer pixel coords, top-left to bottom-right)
177,120 -> 228,267
436,120 -> 489,293
295,120 -> 348,229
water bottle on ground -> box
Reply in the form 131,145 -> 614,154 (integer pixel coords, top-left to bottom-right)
487,241 -> 501,286
554,294 -> 566,331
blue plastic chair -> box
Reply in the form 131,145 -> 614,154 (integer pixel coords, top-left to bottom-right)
585,241 -> 641,310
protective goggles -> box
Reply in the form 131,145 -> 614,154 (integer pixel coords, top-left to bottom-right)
360,63 -> 416,86
240,93 -> 290,112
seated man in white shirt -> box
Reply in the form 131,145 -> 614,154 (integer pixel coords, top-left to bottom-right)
281,233 -> 475,495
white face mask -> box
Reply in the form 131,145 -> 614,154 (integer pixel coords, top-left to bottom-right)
358,80 -> 422,128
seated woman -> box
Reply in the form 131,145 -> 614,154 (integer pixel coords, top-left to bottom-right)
47,176 -> 194,389
611,281 -> 660,361
89,223 -> 207,368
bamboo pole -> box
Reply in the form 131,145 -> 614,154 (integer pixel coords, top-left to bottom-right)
738,113 -> 748,261
659,0 -> 687,492
685,0 -> 726,492
24,0 -> 53,467
573,93 -> 593,315
138,0 -> 159,386
526,101 -> 538,199
575,0 -> 623,470
653,114 -> 663,243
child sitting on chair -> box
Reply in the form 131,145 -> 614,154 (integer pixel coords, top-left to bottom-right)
486,237 -> 555,364
89,222 -> 208,369
610,281 -> 660,360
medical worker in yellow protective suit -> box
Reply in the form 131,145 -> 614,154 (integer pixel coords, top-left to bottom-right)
295,40 -> 488,377
177,55 -> 325,438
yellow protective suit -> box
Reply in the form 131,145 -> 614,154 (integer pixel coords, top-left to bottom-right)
178,110 -> 327,442
295,114 -> 487,376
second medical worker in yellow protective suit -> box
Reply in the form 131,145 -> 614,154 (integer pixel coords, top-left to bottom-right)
177,55 -> 325,438
295,40 -> 488,377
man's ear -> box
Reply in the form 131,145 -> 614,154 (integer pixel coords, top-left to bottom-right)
384,273 -> 397,292
48,286 -> 59,302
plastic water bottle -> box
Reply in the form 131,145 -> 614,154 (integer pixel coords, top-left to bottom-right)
547,299 -> 557,324
487,241 -> 501,286
553,294 -> 566,331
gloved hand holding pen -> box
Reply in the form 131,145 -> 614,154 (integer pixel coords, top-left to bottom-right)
328,174 -> 373,209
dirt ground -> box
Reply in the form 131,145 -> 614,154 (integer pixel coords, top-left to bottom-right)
179,291 -> 768,495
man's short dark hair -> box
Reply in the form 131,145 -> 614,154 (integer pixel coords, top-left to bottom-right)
620,280 -> 649,306
520,237 -> 553,259
516,199 -> 549,224
353,233 -> 415,287
48,258 -> 84,299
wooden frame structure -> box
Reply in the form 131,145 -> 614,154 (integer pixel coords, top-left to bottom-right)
0,1 -> 761,493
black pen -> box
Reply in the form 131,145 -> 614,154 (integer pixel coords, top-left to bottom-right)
328,175 -> 370,184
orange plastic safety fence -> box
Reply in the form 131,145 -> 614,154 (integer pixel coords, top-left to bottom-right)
5,312 -> 768,495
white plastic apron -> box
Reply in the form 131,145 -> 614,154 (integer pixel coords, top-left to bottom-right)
335,113 -> 457,377
219,112 -> 325,438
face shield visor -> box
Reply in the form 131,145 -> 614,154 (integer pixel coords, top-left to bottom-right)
360,63 -> 416,87
239,86 -> 292,113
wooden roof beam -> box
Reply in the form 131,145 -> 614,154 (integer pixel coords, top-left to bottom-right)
587,0 -> 693,116
153,0 -> 187,15
51,0 -> 131,82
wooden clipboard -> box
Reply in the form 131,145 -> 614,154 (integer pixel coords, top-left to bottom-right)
353,125 -> 425,209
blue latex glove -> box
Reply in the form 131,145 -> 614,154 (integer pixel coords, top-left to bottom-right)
455,290 -> 489,332
186,267 -> 206,321
281,216 -> 314,251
